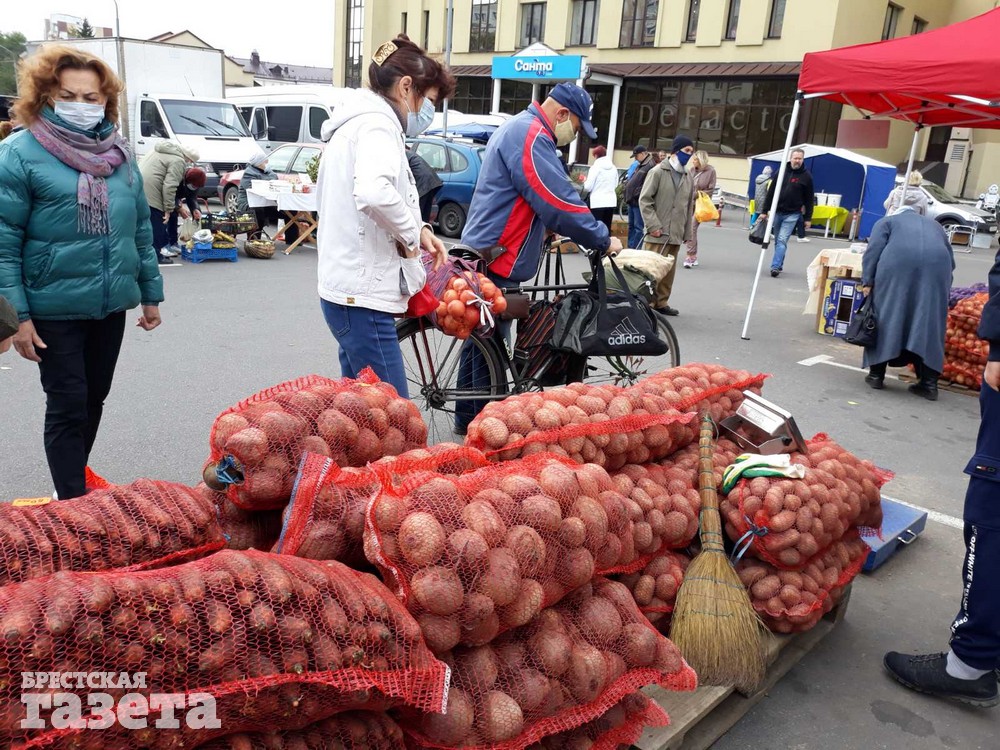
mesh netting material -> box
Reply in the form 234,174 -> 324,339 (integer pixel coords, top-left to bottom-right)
425,255 -> 505,339
276,445 -> 491,566
943,294 -> 989,389
0,480 -> 227,587
397,578 -> 695,750
736,530 -> 869,634
206,370 -> 428,511
0,550 -> 449,748
525,692 -> 669,750
616,550 -> 691,625
364,454 -> 707,651
720,433 -> 889,570
193,710 -> 404,749
464,365 -> 766,470
197,484 -> 284,552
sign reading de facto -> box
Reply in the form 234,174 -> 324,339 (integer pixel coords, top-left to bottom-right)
492,55 -> 584,82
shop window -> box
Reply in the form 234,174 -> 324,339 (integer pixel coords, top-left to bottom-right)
451,77 -> 494,116
767,0 -> 786,38
471,0 -> 498,52
570,0 -> 599,46
520,3 -> 547,47
620,0 -> 658,48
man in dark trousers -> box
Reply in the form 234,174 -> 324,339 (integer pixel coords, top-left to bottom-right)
624,145 -> 655,248
884,251 -> 1000,708
1,296 -> 16,354
760,147 -> 814,277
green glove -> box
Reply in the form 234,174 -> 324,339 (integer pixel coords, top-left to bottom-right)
721,453 -> 807,495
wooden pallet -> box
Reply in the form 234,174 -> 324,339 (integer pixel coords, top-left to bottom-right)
635,586 -> 852,750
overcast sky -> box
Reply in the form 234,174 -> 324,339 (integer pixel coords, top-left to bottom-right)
2,0 -> 337,68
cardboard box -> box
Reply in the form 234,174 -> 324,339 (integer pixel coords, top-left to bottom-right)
819,278 -> 866,337
611,219 -> 629,243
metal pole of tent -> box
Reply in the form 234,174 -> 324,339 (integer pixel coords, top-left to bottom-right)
441,0 -> 454,137
897,126 -> 921,212
740,93 -> 803,340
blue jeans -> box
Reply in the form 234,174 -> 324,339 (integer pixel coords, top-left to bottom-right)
320,300 -> 409,398
771,212 -> 801,272
627,203 -> 645,249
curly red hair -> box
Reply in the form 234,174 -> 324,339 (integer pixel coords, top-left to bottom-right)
14,45 -> 122,126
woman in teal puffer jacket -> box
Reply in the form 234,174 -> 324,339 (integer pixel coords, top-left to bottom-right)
0,45 -> 164,500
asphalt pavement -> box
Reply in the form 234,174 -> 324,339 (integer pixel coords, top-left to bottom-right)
0,214 -> 996,748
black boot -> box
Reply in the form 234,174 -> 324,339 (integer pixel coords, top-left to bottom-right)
865,363 -> 886,390
908,364 -> 939,401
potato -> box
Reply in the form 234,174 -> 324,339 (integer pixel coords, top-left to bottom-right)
477,549 -> 521,608
411,567 -> 464,616
423,688 -> 475,745
578,596 -> 623,643
398,512 -> 446,567
462,501 -> 507,547
478,691 -> 524,743
505,526 -> 547,578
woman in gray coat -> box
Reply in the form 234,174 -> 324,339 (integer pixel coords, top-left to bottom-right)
862,206 -> 954,400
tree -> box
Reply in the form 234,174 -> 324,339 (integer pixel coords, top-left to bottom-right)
0,31 -> 27,97
71,19 -> 96,38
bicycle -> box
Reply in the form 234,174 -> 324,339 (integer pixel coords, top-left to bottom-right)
396,241 -> 681,443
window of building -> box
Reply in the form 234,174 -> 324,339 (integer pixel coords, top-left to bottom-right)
520,3 -> 547,46
308,107 -> 329,140
345,0 -> 364,88
470,0 -> 498,52
450,77 -> 494,116
767,0 -> 786,38
725,0 -> 740,40
912,16 -> 927,34
423,10 -> 430,49
620,0 -> 658,48
615,78 -> 839,156
882,3 -> 901,40
401,12 -> 407,34
265,106 -> 303,143
686,0 -> 700,42
570,0 -> 599,46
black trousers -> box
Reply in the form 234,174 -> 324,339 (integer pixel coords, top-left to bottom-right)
33,313 -> 127,500
951,382 -> 1000,669
591,206 -> 615,232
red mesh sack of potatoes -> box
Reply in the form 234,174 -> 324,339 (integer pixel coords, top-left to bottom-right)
193,710 -> 404,750
0,480 -> 227,587
275,444 -> 490,565
526,692 -> 669,750
465,382 -> 697,470
616,550 -> 691,626
633,363 -> 768,422
720,434 -> 889,570
397,578 -> 695,750
205,370 -> 428,511
737,531 -> 868,634
198,484 -> 284,552
0,550 -> 449,749
364,455 -> 690,652
426,254 -> 507,339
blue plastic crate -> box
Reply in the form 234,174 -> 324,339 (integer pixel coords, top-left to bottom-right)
182,244 -> 238,264
862,496 -> 928,572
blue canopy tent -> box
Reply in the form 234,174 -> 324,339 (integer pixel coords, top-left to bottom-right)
749,144 -> 897,240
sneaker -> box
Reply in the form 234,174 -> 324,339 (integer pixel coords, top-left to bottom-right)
160,245 -> 180,258
795,236 -> 811,243
683,260 -> 694,269
692,260 -> 699,267
770,269 -> 780,278
884,652 -> 999,708
157,254 -> 174,265
655,306 -> 679,316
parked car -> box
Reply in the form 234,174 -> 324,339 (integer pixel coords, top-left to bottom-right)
406,137 -> 485,238
893,176 -> 998,235
218,142 -> 322,214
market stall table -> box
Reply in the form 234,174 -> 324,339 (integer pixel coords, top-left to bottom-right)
811,205 -> 850,238
246,187 -> 319,255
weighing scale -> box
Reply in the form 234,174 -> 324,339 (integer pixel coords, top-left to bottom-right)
719,391 -> 808,456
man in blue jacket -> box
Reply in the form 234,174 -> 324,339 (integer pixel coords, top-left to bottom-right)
884,251 -> 1000,708
455,83 -> 622,432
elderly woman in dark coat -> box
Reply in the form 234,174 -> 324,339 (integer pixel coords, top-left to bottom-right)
862,206 -> 954,400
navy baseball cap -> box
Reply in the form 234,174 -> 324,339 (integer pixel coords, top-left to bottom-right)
549,82 -> 597,140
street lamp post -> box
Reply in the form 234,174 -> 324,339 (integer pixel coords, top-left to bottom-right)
113,0 -> 121,37
441,0 -> 453,138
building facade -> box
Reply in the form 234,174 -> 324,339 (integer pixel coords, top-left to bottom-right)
332,0 -> 1000,195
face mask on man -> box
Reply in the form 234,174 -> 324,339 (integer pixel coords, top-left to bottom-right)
554,117 -> 576,147
53,101 -> 105,130
675,151 -> 692,167
406,96 -> 435,137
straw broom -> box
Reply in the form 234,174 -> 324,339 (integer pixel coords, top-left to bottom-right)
669,414 -> 767,693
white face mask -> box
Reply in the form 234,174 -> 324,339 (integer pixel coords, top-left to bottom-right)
54,101 -> 105,130
406,96 -> 435,137
554,118 -> 576,147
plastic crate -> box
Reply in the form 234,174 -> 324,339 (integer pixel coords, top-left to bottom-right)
182,243 -> 238,264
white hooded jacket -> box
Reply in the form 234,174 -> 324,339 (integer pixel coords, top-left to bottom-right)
583,155 -> 620,209
315,89 -> 426,314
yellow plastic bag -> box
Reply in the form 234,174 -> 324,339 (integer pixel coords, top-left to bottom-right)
695,191 -> 720,223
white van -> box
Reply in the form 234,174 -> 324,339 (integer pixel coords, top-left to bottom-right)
226,86 -> 346,152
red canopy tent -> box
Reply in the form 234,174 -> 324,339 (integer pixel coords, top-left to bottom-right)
742,8 -> 1000,338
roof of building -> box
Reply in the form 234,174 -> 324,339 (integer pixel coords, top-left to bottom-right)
231,55 -> 333,84
450,61 -> 801,79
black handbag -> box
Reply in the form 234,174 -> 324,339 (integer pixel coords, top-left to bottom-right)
749,215 -> 767,245
844,292 -> 878,347
550,252 -> 668,357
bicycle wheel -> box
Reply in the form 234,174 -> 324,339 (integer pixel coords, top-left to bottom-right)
571,314 -> 681,387
396,317 -> 507,445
